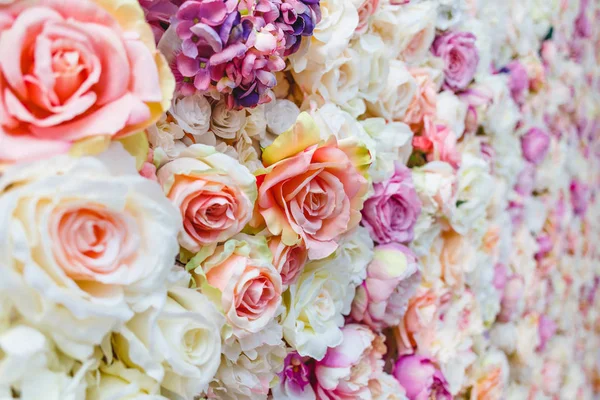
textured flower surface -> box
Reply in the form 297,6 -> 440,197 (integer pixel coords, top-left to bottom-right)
2,0 -> 600,399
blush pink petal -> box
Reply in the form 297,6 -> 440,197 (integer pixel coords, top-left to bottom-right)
0,126 -> 71,162
125,39 -> 163,103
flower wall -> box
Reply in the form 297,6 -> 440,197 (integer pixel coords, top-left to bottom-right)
0,0 -> 599,399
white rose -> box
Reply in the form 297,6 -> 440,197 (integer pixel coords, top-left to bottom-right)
290,0 -> 358,71
293,48 -> 362,111
394,1 -> 437,64
0,325 -> 87,400
450,154 -> 494,235
410,213 -> 442,258
355,33 -> 390,103
412,161 -> 457,217
366,60 -> 417,121
170,93 -> 212,137
489,132 -> 523,187
360,118 -> 413,182
0,145 -> 180,361
264,99 -> 300,141
210,100 -> 247,140
283,258 -> 356,360
114,285 -> 224,398
478,75 -> 521,137
86,361 -> 165,400
435,0 -> 466,30
147,113 -> 188,158
436,91 -> 468,138
210,342 -> 287,400
241,104 -> 268,140
333,225 -> 374,289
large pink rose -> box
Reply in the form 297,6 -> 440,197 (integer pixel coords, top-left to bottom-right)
0,0 -> 174,163
157,144 -> 257,253
256,113 -> 371,260
189,235 -> 283,335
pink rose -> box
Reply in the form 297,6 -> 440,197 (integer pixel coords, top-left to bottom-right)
421,119 -> 461,168
314,324 -> 386,399
521,127 -> 550,165
505,61 -> 529,104
157,144 -> 257,253
432,31 -> 479,92
190,235 -> 283,335
351,243 -> 421,331
393,355 -> 451,400
514,162 -> 536,196
256,113 -> 371,260
361,163 -> 421,244
353,0 -> 380,34
403,68 -> 437,132
268,235 -> 308,287
0,0 -> 174,163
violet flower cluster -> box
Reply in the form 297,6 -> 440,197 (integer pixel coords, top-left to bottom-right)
169,0 -> 320,108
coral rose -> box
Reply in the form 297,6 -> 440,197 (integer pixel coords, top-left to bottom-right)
156,144 -> 257,253
256,112 -> 371,260
0,0 -> 174,162
189,235 -> 283,336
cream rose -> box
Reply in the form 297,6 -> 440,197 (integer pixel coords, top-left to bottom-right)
395,1 -> 437,64
366,60 -> 417,122
355,33 -> 390,103
113,285 -> 224,398
170,92 -> 212,138
210,100 -> 247,140
157,144 -> 257,253
86,361 -> 164,400
0,145 -> 180,360
293,48 -> 362,111
0,325 -> 88,400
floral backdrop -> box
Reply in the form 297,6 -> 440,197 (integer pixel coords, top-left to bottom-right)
0,0 -> 599,399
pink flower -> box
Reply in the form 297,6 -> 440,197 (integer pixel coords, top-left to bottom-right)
395,288 -> 440,354
537,315 -> 556,352
392,355 -> 452,400
521,127 -> 550,165
351,243 -> 421,331
139,0 -> 181,42
361,163 -> 421,244
0,0 -> 174,163
256,113 -> 371,260
268,235 -> 308,287
514,162 -> 536,196
505,61 -> 530,104
314,324 -> 386,399
432,31 -> 479,92
421,119 -> 461,169
570,178 -> 590,217
157,145 -> 257,252
192,235 -> 283,334
274,352 -> 316,399
403,68 -> 437,132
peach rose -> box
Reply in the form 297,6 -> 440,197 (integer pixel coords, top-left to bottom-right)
439,229 -> 476,289
157,144 -> 257,253
0,0 -> 174,163
268,236 -> 308,288
0,144 -> 181,360
395,287 -> 440,354
404,68 -> 437,132
256,113 -> 371,260
189,235 -> 282,335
